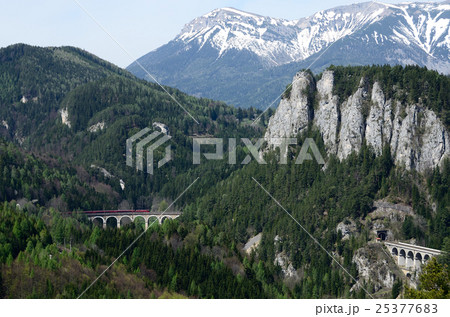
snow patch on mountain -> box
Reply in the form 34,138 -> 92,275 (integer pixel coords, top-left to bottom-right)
174,2 -> 450,68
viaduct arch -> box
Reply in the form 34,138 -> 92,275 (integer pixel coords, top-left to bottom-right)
384,241 -> 442,271
78,210 -> 181,230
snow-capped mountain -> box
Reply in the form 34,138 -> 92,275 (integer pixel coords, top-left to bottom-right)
175,3 -> 385,66
175,7 -> 300,66
175,2 -> 450,67
128,1 -> 450,108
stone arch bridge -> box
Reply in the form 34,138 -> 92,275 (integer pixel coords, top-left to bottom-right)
384,241 -> 442,272
69,210 -> 181,230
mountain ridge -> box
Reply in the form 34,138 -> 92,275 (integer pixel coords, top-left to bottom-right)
128,1 -> 450,108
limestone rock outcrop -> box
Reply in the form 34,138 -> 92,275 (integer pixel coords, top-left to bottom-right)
314,70 -> 339,154
264,72 -> 314,149
264,70 -> 449,172
337,83 -> 367,160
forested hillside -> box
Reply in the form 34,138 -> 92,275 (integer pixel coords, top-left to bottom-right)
0,44 -> 270,210
183,130 -> 449,298
0,44 -> 448,299
0,200 -> 283,298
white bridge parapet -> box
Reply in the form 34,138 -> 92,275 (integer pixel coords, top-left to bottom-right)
384,241 -> 442,270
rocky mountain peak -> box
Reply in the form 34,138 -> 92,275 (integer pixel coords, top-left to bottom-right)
173,2 -> 450,68
128,2 -> 450,109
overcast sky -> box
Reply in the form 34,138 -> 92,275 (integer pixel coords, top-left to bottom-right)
0,0 -> 442,68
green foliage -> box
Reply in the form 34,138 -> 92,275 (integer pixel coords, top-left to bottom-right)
0,202 -> 49,264
0,139 -> 114,211
426,159 -> 450,248
0,203 -> 280,298
392,279 -> 402,298
405,258 -> 450,299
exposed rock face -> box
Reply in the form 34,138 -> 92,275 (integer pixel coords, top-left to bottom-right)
152,122 -> 169,135
352,243 -> 399,293
91,164 -> 125,191
265,70 -> 449,172
371,200 -> 415,221
88,121 -> 105,132
314,70 -> 339,154
392,105 -> 420,170
60,108 -> 71,128
418,110 -> 449,171
274,252 -> 298,279
243,233 -> 262,254
366,82 -> 386,155
390,101 -> 403,161
90,164 -> 114,178
1,120 -> 9,130
337,84 -> 367,160
264,72 -> 314,149
336,219 -> 357,240
367,200 -> 418,241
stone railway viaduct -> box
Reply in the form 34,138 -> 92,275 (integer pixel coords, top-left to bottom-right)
70,210 -> 181,230
384,241 -> 442,273
71,211 -> 444,273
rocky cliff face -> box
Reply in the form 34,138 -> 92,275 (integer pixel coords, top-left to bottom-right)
314,70 -> 339,154
264,72 -> 314,149
264,70 -> 450,172
352,243 -> 401,294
